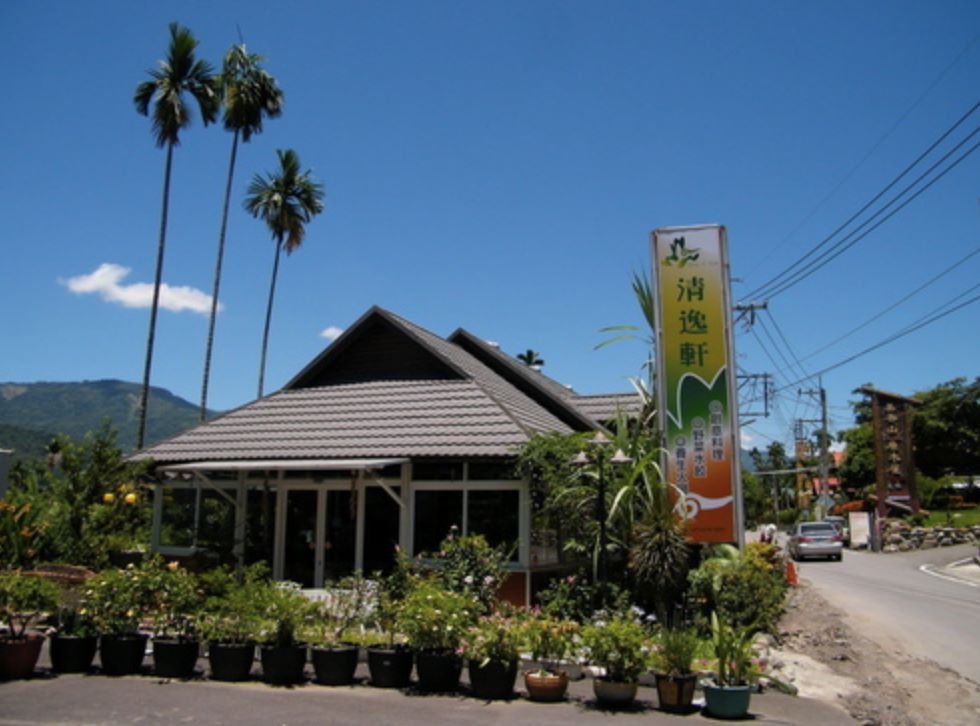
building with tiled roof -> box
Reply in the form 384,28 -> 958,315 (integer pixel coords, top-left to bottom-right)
140,306 -> 640,603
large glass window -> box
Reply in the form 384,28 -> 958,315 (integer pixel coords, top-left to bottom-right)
245,486 -> 277,567
363,486 -> 401,576
197,489 -> 236,562
413,490 -> 462,555
160,486 -> 196,548
468,490 -> 519,559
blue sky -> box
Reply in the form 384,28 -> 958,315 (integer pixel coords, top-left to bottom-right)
2,1 -> 978,452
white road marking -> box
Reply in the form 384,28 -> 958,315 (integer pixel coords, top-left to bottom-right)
919,563 -> 979,588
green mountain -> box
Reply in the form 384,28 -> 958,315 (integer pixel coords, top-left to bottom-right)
0,380 -> 211,455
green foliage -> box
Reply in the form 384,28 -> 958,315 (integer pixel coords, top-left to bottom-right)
460,608 -> 526,666
0,572 -> 59,638
429,530 -> 509,613
536,572 -> 630,623
581,616 -> 651,683
522,613 -> 579,673
913,377 -> 980,478
0,485 -> 51,568
55,605 -> 97,638
837,422 -> 876,490
655,627 -> 700,676
629,505 -> 689,622
687,546 -> 787,634
515,431 -> 590,539
740,470 -> 768,527
197,563 -> 271,644
304,575 -> 372,647
82,559 -> 165,635
145,561 -> 201,639
710,611 -> 758,686
253,581 -> 313,647
397,579 -> 479,651
0,424 -> 54,462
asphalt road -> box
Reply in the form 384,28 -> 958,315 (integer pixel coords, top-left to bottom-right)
793,543 -> 980,685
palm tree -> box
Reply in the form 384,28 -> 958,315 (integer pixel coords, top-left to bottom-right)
200,44 -> 284,422
245,149 -> 325,398
133,22 -> 218,448
516,349 -> 545,367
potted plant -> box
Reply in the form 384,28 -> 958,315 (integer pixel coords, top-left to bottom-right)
366,550 -> 414,689
255,582 -> 311,685
50,605 -> 99,673
0,572 -> 59,679
83,563 -> 156,676
521,613 -> 579,702
306,574 -> 370,686
198,564 -> 267,681
397,579 -> 478,692
581,616 -> 650,707
703,611 -> 758,719
653,626 -> 701,713
148,561 -> 201,679
460,609 -> 524,700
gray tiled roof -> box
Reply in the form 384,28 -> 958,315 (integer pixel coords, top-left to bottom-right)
138,380 -> 537,462
572,393 -> 644,422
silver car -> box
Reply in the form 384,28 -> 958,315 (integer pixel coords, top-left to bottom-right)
789,521 -> 844,561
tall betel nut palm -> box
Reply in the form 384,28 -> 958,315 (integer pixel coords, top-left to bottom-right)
245,149 -> 324,398
133,22 -> 219,448
200,44 -> 284,422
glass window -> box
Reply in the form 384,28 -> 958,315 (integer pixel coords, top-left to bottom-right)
363,486 -> 401,576
468,490 -> 520,561
160,487 -> 196,547
413,490 -> 462,555
245,486 -> 277,568
196,488 -> 236,563
413,461 -> 463,481
468,461 -> 517,481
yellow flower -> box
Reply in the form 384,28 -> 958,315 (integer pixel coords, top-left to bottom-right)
126,609 -> 135,618
103,492 -> 115,503
167,561 -> 179,571
124,493 -> 138,505
20,526 -> 32,538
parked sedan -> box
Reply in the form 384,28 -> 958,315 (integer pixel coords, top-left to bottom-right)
788,521 -> 844,561
823,515 -> 850,546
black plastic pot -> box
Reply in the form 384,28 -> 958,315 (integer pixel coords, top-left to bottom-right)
260,643 -> 307,685
208,642 -> 255,682
416,649 -> 462,692
152,638 -> 200,679
367,645 -> 413,688
311,644 -> 359,686
50,634 -> 98,673
99,633 -> 148,676
467,658 -> 517,700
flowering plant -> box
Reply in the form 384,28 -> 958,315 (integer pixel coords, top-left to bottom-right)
522,612 -> 579,675
396,578 -> 478,651
581,616 -> 651,683
459,608 -> 525,667
197,563 -> 270,644
82,560 -> 160,635
145,560 -> 201,640
654,626 -> 700,676
431,529 -> 510,613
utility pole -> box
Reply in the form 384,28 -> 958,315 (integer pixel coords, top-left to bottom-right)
800,377 -> 831,517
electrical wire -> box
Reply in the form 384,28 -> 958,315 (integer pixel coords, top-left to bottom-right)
742,101 -> 980,301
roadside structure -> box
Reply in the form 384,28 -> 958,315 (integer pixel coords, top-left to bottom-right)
135,306 -> 639,604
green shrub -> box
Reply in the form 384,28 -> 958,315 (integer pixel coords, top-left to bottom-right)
396,579 -> 479,651
655,626 -> 700,676
687,552 -> 787,634
0,572 -> 59,638
429,530 -> 510,613
83,558 -> 165,635
521,612 -> 579,674
198,563 -> 271,644
460,607 -> 526,666
581,616 -> 651,683
304,575 -> 372,647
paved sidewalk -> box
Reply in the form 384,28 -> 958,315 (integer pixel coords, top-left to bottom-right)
0,661 -> 854,725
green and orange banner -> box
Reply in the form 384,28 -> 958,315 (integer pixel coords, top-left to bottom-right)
652,225 -> 742,544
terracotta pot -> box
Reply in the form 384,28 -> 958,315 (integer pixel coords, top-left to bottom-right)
0,633 -> 45,680
593,678 -> 638,706
654,671 -> 698,712
524,669 -> 568,702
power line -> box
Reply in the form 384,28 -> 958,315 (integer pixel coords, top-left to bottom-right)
742,100 -> 980,301
776,281 -> 980,391
764,308 -> 813,383
743,32 -> 980,281
799,243 -> 980,361
759,128 -> 980,300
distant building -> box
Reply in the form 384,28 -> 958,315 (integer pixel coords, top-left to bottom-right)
135,306 -> 640,604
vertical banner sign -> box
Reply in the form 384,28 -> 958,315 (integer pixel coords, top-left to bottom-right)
652,225 -> 742,543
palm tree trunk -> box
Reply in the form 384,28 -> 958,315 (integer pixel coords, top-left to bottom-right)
257,240 -> 282,399
200,129 -> 240,422
136,142 -> 174,450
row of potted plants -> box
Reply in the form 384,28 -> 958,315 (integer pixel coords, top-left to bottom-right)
1,557 -> 760,717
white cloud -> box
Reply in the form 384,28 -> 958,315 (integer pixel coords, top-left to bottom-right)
62,263 -> 220,316
320,325 -> 344,341
740,430 -> 754,447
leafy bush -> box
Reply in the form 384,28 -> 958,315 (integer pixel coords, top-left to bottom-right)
304,575 -> 372,647
145,561 -> 201,640
536,572 -> 630,623
428,530 -> 510,613
581,616 -> 651,683
198,564 -> 271,644
253,581 -> 312,647
396,579 -> 479,651
522,612 -> 579,674
687,549 -> 787,634
0,572 -> 59,638
82,561 -> 160,635
710,611 -> 758,686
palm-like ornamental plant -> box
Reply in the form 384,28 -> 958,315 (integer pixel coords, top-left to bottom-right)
133,22 -> 219,448
244,149 -> 324,397
200,44 -> 284,421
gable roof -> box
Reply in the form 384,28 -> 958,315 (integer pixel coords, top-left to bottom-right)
136,307 -> 639,465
